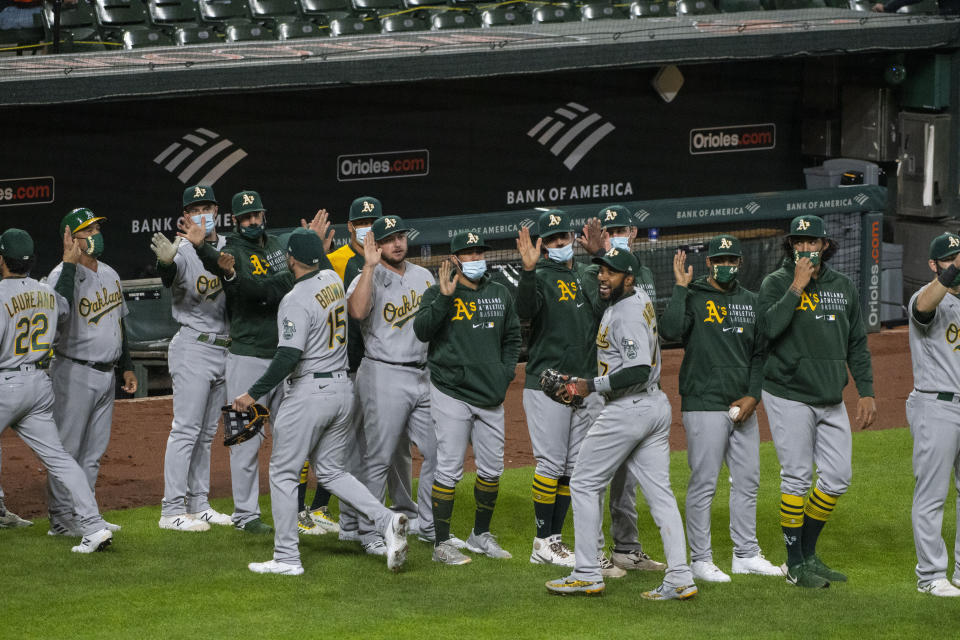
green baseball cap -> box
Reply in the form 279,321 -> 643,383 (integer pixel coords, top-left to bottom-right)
0,228 -> 34,260
450,231 -> 490,254
929,233 -> 960,261
788,215 -> 827,239
708,234 -> 742,258
349,196 -> 383,222
286,228 -> 324,266
232,190 -> 266,218
60,207 -> 106,237
183,184 -> 217,208
592,247 -> 639,274
598,205 -> 633,229
538,210 -> 573,239
371,215 -> 408,241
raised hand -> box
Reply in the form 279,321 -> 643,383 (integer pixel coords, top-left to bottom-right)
516,226 -> 542,272
177,212 -> 206,248
302,208 -> 335,253
673,250 -> 693,287
362,228 -> 382,267
62,227 -> 82,265
793,257 -> 815,291
438,259 -> 457,296
149,232 -> 180,265
578,217 -> 604,255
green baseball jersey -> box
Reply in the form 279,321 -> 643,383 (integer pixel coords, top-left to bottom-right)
757,258 -> 874,405
659,277 -> 763,411
517,258 -> 604,388
631,253 -> 658,305
413,275 -> 521,408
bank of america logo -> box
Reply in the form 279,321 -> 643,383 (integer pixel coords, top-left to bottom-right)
153,128 -> 247,185
527,103 -> 615,170
407,228 -> 421,241
519,218 -> 536,228
746,201 -> 760,214
854,193 -> 868,206
633,209 -> 651,223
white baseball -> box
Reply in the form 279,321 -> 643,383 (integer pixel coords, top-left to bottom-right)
728,406 -> 741,421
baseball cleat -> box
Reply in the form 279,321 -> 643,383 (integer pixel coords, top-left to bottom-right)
236,517 -> 273,534
47,520 -> 82,537
71,528 -> 113,554
248,560 -> 304,576
384,513 -> 409,572
465,530 -> 512,559
692,560 -> 731,583
732,553 -> 783,576
785,560 -> 830,589
530,535 -> 575,567
433,539 -> 472,565
363,539 -> 388,556
806,555 -> 847,582
641,582 -> 698,601
298,510 -> 323,536
599,553 -> 627,579
919,578 -> 960,597
611,548 -> 666,572
189,508 -> 233,526
103,521 -> 122,532
446,534 -> 468,550
309,507 -> 340,534
0,509 -> 33,528
545,576 -> 605,596
339,528 -> 361,543
159,514 -> 210,532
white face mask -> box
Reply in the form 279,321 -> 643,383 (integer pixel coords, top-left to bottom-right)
191,214 -> 215,234
546,243 -> 574,263
609,236 -> 631,251
355,226 -> 371,244
460,259 -> 487,281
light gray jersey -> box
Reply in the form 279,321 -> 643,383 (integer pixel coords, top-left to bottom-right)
170,236 -> 227,334
278,269 -> 348,377
596,288 -> 661,395
0,277 -> 65,369
346,262 -> 432,364
47,261 -> 128,362
908,288 -> 960,393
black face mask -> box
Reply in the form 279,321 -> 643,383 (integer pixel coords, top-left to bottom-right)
936,264 -> 960,287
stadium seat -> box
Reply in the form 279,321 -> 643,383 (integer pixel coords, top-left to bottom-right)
676,0 -> 717,13
430,10 -> 481,27
42,0 -> 107,49
93,0 -> 149,28
380,13 -> 428,30
531,4 -> 578,22
773,0 -> 824,7
352,0 -> 402,10
173,25 -> 217,44
198,0 -> 254,25
404,0 -> 447,6
716,0 -> 763,10
224,21 -> 274,38
249,0 -> 302,24
147,0 -> 200,26
481,5 -> 531,26
897,0 -> 938,11
277,17 -> 324,35
298,0 -> 351,21
328,14 -> 379,33
580,2 -> 629,19
630,0 -> 670,17
122,25 -> 173,46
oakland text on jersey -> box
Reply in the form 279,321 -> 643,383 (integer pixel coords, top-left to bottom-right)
382,288 -> 429,327
78,282 -> 123,324
195,274 -> 223,300
314,281 -> 345,309
4,289 -> 56,317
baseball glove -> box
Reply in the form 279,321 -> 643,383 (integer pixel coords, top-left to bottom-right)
222,404 -> 269,446
539,368 -> 584,409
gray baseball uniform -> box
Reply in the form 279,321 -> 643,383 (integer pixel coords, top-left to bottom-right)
45,260 -> 127,530
347,262 -> 437,543
0,276 -> 107,535
160,237 -> 228,517
262,269 -> 401,568
570,289 -> 693,586
907,288 -> 960,587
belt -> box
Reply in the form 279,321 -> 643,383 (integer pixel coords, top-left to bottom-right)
196,333 -> 232,348
0,361 -> 50,373
60,355 -> 116,373
603,382 -> 661,403
312,371 -> 348,379
366,357 -> 426,370
916,389 -> 960,402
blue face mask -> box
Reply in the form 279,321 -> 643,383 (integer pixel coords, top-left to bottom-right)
355,226 -> 371,245
610,237 -> 631,251
191,214 -> 216,235
461,259 -> 487,281
547,243 -> 574,263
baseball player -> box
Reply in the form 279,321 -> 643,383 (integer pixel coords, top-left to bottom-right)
413,231 -> 521,565
233,229 -> 408,575
0,228 -> 114,553
758,214 -> 876,589
149,184 -> 232,532
347,214 -> 438,553
46,208 -> 137,536
660,235 -> 781,582
905,232 -> 960,597
515,210 -> 606,570
183,191 -> 332,535
545,248 -> 696,599
0,477 -> 33,527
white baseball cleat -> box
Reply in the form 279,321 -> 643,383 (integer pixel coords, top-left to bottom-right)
248,560 -> 304,576
641,582 -> 698,601
611,548 -> 666,571
48,520 -> 82,537
71,528 -> 113,554
919,578 -> 960,597
530,535 -> 576,567
103,521 -> 122,532
692,560 -> 732,583
599,553 -> 627,579
465,530 -> 512,559
384,513 -> 409,572
159,514 -> 210,532
732,553 -> 784,576
297,511 -> 323,536
309,507 -> 340,534
446,534 -> 468,550
363,539 -> 387,556
189,508 -> 233,526
433,539 -> 472,565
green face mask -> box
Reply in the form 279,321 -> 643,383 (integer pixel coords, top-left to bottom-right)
84,233 -> 104,258
238,223 -> 264,241
794,250 -> 820,266
712,264 -> 738,284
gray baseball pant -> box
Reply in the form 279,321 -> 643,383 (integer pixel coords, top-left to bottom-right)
270,373 -> 396,567
570,390 -> 692,586
430,384 -> 504,487
161,328 -> 227,516
682,410 -> 762,562
523,388 -> 598,478
3,370 -> 106,534
227,353 -> 285,527
47,357 -> 116,529
907,391 -> 960,586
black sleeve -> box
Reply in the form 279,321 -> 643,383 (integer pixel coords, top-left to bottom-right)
247,346 -> 302,400
54,263 -> 77,305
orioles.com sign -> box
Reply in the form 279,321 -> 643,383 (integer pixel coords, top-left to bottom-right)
689,124 -> 776,155
337,150 -> 430,182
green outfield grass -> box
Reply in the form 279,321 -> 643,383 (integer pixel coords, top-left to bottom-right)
1,427 -> 953,640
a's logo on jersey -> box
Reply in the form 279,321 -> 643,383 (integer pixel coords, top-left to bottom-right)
703,300 -> 727,324
796,219 -> 810,231
384,217 -> 397,229
241,193 -> 256,206
604,209 -> 617,222
719,238 -> 733,250
281,317 -> 296,340
78,282 -> 124,325
795,291 -> 819,311
549,214 -> 562,227
451,298 -> 476,321
361,200 -> 376,214
194,186 -> 207,199
596,325 -> 610,349
196,274 -> 222,301
467,232 -> 480,245
250,255 -> 269,275
621,337 -> 638,360
556,279 -> 577,301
